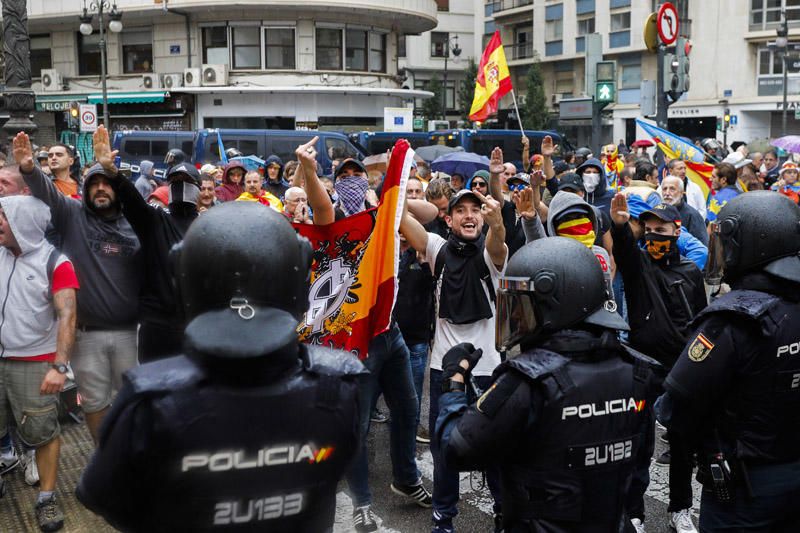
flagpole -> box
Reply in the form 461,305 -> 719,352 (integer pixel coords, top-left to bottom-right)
510,89 -> 525,137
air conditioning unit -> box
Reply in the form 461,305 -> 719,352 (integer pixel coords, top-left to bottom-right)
41,69 -> 63,92
142,73 -> 160,89
201,64 -> 228,86
551,93 -> 563,104
161,73 -> 183,89
183,68 -> 202,87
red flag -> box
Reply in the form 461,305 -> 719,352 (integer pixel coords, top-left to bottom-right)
293,140 -> 411,359
469,31 -> 513,122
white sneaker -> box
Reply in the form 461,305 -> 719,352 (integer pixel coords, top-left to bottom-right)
21,449 -> 39,486
0,448 -> 18,475
631,518 -> 646,533
670,509 -> 698,533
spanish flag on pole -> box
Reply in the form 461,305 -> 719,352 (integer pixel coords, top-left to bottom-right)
469,31 -> 512,122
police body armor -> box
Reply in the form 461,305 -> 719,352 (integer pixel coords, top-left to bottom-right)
123,343 -> 364,533
497,345 -> 651,532
692,289 -> 800,464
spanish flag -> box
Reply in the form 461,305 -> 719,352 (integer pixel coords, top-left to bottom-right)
293,140 -> 411,359
469,31 -> 512,122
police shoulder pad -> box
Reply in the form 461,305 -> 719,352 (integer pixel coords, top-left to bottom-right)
304,345 -> 368,378
503,349 -> 570,381
126,356 -> 204,394
476,373 -> 523,419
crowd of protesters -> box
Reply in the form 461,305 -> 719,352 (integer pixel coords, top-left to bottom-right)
0,122 -> 798,533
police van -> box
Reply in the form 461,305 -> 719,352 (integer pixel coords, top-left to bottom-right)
428,129 -> 573,169
348,131 -> 431,156
112,130 -> 194,180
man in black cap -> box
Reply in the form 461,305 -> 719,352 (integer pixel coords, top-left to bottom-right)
331,158 -> 377,220
610,194 -> 707,533
93,125 -> 201,362
77,203 -> 365,533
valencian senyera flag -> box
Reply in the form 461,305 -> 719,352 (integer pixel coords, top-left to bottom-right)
469,31 -> 512,122
636,118 -> 713,200
292,140 -> 412,359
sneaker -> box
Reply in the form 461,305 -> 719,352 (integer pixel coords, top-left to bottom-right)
352,505 -> 378,533
669,509 -> 698,533
391,482 -> 433,508
416,426 -> 431,445
631,518 -> 646,533
0,447 -> 19,475
22,449 -> 39,486
370,408 -> 389,424
35,495 -> 64,532
432,517 -> 454,533
655,449 -> 670,467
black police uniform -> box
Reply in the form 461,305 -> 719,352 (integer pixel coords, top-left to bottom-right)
438,331 -> 654,532
77,330 -> 364,532
662,277 -> 800,530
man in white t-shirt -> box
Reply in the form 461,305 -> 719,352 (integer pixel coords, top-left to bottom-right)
400,158 -> 508,532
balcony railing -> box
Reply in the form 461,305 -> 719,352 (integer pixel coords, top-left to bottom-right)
490,0 -> 533,14
507,42 -> 534,60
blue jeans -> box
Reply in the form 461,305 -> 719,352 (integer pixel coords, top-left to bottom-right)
429,369 -> 502,525
346,325 -> 421,507
407,342 -> 429,424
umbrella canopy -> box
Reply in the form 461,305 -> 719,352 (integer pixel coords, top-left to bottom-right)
415,144 -> 464,162
231,155 -> 266,172
363,152 -> 425,174
431,151 -> 490,179
771,135 -> 800,154
630,139 -> 655,148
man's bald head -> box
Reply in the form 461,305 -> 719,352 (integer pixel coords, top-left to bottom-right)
501,162 -> 517,188
0,165 -> 29,197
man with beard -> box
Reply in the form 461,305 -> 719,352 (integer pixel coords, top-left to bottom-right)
197,176 -> 218,213
14,132 -> 141,444
660,176 -> 708,245
92,126 -> 199,363
401,175 -> 508,532
236,170 -> 283,212
666,159 -> 707,219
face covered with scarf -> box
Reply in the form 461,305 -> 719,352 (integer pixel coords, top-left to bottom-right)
555,212 -> 596,248
641,214 -> 680,261
334,160 -> 370,217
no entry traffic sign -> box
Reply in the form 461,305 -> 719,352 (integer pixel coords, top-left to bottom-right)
657,2 -> 679,46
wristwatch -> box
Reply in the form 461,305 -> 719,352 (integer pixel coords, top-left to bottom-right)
441,379 -> 466,394
51,363 -> 68,375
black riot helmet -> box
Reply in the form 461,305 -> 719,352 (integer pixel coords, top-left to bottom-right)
172,201 -> 312,329
225,147 -> 243,160
164,148 -> 187,166
496,237 -> 628,352
706,191 -> 800,285
166,162 -> 201,205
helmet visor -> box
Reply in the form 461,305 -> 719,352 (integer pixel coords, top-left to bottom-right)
705,221 -> 725,285
495,277 -> 538,353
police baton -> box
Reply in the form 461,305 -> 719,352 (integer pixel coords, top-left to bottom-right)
671,280 -> 694,321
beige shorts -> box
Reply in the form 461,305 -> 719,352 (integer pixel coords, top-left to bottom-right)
71,328 -> 138,413
0,359 -> 60,447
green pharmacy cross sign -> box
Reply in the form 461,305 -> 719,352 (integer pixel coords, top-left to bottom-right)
595,82 -> 616,104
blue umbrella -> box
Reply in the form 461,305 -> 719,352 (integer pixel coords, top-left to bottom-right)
231,155 -> 266,172
430,151 -> 490,179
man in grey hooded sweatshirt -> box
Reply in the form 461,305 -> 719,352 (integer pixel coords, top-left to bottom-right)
13,132 -> 141,443
133,160 -> 156,199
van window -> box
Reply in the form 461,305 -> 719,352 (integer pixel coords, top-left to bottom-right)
205,137 -> 261,160
121,140 -> 150,158
151,140 -> 169,159
269,135 -> 316,162
430,134 -> 461,148
367,136 -> 428,154
472,136 -> 524,163
325,137 -> 360,160
181,140 -> 193,155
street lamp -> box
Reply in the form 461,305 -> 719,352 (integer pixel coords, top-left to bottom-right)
2,0 -> 38,139
78,1 -> 123,127
442,35 -> 462,122
776,10 -> 789,137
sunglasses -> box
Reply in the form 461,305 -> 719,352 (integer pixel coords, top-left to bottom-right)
471,181 -> 487,188
508,183 -> 526,191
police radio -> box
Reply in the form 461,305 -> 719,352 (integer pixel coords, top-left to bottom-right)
709,453 -> 732,502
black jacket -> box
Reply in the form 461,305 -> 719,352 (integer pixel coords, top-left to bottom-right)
675,199 -> 708,246
116,178 -> 197,328
612,222 -> 707,367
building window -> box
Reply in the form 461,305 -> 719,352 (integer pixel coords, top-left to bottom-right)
610,12 -> 631,32
431,32 -> 449,58
620,63 -> 641,89
78,33 -> 102,76
577,17 -> 595,35
757,44 -> 800,96
369,32 -> 386,73
398,34 -> 406,58
346,30 -> 368,71
414,79 -> 456,111
121,29 -> 153,73
264,27 -> 295,70
751,0 -> 800,30
610,0 -> 630,7
231,26 -> 261,69
545,41 -> 563,56
202,26 -> 229,65
545,4 -> 563,44
576,0 -> 595,15
30,34 -> 52,78
609,31 -> 631,48
316,27 -> 343,70
436,0 -> 450,11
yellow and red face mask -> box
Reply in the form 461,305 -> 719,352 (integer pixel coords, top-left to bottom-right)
556,217 -> 596,248
645,233 -> 678,261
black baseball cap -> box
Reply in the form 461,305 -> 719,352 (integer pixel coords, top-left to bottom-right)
448,189 -> 482,213
553,160 -> 570,175
640,203 -> 681,225
558,173 -> 585,192
334,158 -> 367,179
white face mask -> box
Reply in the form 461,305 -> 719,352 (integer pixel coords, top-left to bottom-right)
583,172 -> 601,193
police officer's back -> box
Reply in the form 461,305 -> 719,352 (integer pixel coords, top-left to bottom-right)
436,237 -> 655,532
77,203 -> 365,532
661,191 -> 800,530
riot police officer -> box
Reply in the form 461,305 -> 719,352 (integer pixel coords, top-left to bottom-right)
436,237 -> 655,532
659,191 -> 800,530
77,203 -> 365,532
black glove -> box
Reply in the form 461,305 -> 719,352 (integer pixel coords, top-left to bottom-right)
442,343 -> 484,382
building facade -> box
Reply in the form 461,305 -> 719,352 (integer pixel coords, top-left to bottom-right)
24,0 -> 439,143
484,0 -> 800,147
